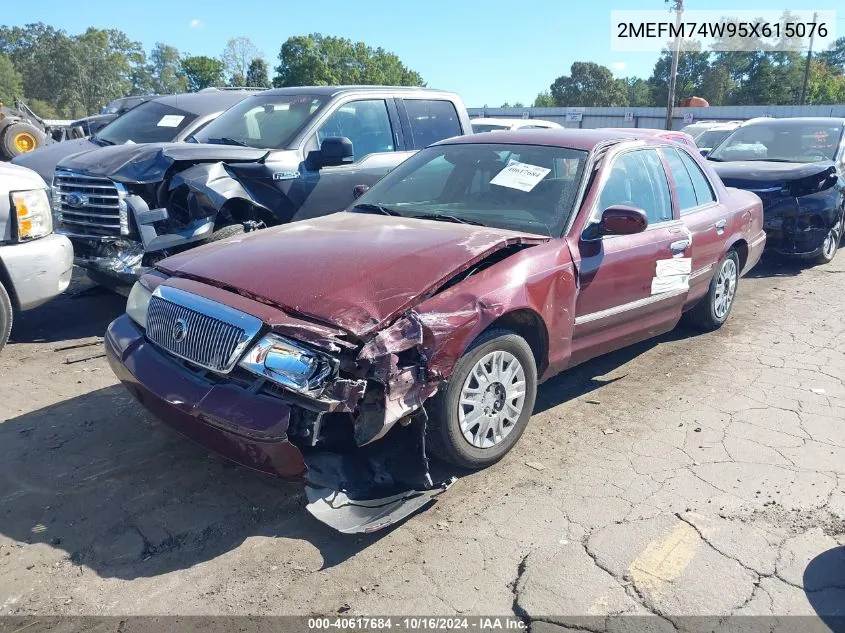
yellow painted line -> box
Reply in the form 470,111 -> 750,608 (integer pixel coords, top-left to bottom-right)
629,521 -> 700,597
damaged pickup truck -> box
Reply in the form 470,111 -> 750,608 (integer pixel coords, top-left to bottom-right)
105,129 -> 765,532
52,86 -> 471,291
708,117 -> 845,264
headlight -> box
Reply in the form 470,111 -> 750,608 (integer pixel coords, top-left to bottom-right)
239,334 -> 333,394
126,281 -> 152,329
11,189 -> 53,241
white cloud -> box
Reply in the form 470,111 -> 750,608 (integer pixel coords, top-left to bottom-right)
612,62 -> 627,72
189,19 -> 202,28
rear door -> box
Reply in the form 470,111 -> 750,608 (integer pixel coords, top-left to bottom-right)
294,97 -> 411,220
396,99 -> 465,149
660,146 -> 727,305
569,148 -> 689,364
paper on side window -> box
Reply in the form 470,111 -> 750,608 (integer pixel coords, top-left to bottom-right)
490,160 -> 551,192
157,114 -> 185,127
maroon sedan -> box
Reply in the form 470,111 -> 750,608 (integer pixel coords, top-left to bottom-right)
106,129 -> 765,532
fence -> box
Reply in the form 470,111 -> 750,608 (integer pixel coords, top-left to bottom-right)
467,105 -> 845,130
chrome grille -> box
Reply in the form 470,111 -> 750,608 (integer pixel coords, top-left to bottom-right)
52,169 -> 126,237
144,285 -> 263,373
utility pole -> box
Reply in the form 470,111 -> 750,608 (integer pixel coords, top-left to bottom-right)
799,11 -> 819,105
665,0 -> 684,130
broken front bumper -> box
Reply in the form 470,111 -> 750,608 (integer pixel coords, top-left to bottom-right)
104,314 -> 450,533
65,235 -> 148,290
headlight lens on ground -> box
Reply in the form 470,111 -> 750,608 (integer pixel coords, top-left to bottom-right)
125,281 -> 152,329
11,189 -> 52,241
239,334 -> 332,393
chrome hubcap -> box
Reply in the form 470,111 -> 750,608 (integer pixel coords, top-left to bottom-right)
714,258 -> 738,319
459,350 -> 526,449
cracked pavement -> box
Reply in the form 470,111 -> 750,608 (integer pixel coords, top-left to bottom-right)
0,255 -> 843,629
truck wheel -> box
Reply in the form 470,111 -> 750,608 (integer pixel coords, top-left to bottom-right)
684,249 -> 740,332
425,328 -> 537,469
0,282 -> 12,352
0,122 -> 46,159
206,224 -> 246,243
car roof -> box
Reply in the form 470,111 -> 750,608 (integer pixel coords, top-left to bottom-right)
472,117 -> 560,128
150,90 -> 259,115
261,85 -> 459,98
741,116 -> 845,127
436,128 -> 662,151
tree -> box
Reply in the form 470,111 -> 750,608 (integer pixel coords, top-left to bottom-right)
549,62 -> 628,106
806,59 -> 845,103
149,43 -> 187,94
73,28 -> 148,113
0,53 -> 22,103
181,55 -> 224,91
698,63 -> 732,106
273,33 -> 423,87
648,42 -> 711,106
222,37 -> 261,86
245,58 -> 270,87
621,77 -> 651,106
533,91 -> 555,107
818,37 -> 845,73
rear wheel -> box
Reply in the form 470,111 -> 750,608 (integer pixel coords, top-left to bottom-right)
0,122 -> 46,159
685,249 -> 739,332
0,282 -> 12,352
426,328 -> 537,469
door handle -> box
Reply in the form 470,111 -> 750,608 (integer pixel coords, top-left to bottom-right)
670,239 -> 691,254
714,219 -> 727,234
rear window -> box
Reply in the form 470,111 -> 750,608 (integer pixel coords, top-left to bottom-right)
404,99 -> 462,149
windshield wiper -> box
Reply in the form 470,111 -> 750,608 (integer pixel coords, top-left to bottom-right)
207,137 -> 250,147
411,213 -> 485,226
92,135 -> 114,146
352,203 -> 402,216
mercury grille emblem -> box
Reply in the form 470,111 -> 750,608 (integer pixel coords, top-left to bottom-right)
172,318 -> 188,343
66,192 -> 89,208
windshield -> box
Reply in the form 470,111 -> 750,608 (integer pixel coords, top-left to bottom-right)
97,101 -> 195,145
709,121 -> 844,163
695,129 -> 732,149
353,142 -> 589,237
472,123 -> 511,133
193,94 -> 328,149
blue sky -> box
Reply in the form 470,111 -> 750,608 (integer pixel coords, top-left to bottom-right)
4,0 -> 843,106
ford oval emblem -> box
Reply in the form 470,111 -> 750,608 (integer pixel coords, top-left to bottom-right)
66,192 -> 89,208
172,318 -> 188,343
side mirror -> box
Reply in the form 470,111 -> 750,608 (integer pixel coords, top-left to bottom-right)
352,184 -> 370,200
318,136 -> 354,168
598,206 -> 648,236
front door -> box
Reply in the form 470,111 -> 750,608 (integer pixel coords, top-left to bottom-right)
293,98 -> 410,221
569,148 -> 690,365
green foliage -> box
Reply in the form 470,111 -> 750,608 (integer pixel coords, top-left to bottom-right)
149,43 -> 187,94
549,62 -> 628,107
24,97 -> 58,118
222,37 -> 262,86
648,42 -> 711,106
533,91 -> 555,107
818,37 -> 845,73
181,55 -> 225,91
621,77 -> 651,106
273,33 -> 424,87
245,58 -> 271,88
0,53 -> 22,103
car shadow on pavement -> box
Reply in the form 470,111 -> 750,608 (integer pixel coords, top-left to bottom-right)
9,278 -> 126,345
0,385 -> 386,581
803,546 -> 845,632
744,253 -> 813,279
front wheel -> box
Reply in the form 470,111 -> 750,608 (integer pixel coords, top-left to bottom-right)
0,282 -> 12,352
426,328 -> 537,469
685,249 -> 740,332
814,220 -> 842,265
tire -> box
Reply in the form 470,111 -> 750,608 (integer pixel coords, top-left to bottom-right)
206,224 -> 246,243
0,122 -> 46,159
814,218 -> 843,265
685,249 -> 740,332
0,282 -> 12,353
426,328 -> 538,469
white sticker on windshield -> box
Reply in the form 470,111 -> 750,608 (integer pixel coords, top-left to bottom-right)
157,114 -> 185,128
489,160 -> 551,192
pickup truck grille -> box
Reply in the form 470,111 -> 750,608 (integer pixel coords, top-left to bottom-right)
145,286 -> 263,374
53,169 -> 126,237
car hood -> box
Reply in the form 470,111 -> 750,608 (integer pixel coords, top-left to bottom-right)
11,137 -> 97,183
0,161 -> 48,193
156,211 -> 548,336
56,142 -> 270,184
711,160 -> 838,192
